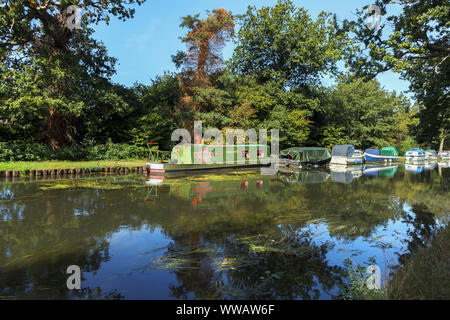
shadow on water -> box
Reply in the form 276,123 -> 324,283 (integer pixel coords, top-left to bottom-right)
0,164 -> 448,299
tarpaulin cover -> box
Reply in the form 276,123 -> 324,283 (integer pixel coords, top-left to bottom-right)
331,145 -> 355,157
380,147 -> 399,157
280,147 -> 331,163
365,149 -> 380,156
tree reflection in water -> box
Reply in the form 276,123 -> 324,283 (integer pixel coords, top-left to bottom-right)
0,166 -> 448,299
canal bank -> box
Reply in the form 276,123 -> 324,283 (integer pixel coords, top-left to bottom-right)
0,160 -> 146,178
0,157 -> 409,177
341,222 -> 450,300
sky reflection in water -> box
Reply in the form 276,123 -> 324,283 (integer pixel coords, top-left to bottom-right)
0,163 -> 449,299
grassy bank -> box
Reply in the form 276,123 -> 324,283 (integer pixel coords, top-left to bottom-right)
0,160 -> 146,172
1,157 -> 407,172
386,223 -> 450,299
341,223 -> 450,300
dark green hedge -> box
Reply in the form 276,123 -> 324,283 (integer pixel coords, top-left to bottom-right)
0,142 -> 148,162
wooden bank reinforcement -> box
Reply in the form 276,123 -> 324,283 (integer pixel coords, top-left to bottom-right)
0,166 -> 147,178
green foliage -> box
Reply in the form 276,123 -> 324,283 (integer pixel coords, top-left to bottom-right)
345,0 -> 449,150
339,257 -> 386,300
0,142 -> 147,162
230,0 -> 350,86
0,0 -> 436,157
87,143 -> 147,161
322,77 -> 416,150
0,142 -> 54,162
0,0 -> 146,148
128,73 -> 183,150
320,126 -> 346,151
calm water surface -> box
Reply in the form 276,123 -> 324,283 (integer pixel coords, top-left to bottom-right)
0,163 -> 449,299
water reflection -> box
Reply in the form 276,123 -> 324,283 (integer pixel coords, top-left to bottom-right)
405,163 -> 425,174
363,165 -> 398,177
0,166 -> 449,299
329,165 -> 363,184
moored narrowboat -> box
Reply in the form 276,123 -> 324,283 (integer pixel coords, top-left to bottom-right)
146,144 -> 272,173
330,145 -> 365,165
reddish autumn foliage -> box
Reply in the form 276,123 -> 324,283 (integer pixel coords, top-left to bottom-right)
178,8 -> 235,111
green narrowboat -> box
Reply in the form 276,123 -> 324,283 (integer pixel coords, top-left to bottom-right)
146,144 -> 272,173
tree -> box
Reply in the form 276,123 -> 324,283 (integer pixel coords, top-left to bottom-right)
173,8 -> 234,113
230,0 -> 350,87
324,77 -> 414,150
128,73 -> 183,150
345,0 -> 449,151
0,0 -> 145,148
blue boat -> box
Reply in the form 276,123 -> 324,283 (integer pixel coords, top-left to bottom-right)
364,147 -> 399,163
405,148 -> 426,161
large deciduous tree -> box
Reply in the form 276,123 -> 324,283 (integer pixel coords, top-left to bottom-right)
323,77 -> 417,152
230,0 -> 349,88
345,0 -> 449,151
0,0 -> 145,148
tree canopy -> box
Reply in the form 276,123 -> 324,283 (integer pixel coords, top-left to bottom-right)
345,0 -> 449,151
0,0 -> 445,155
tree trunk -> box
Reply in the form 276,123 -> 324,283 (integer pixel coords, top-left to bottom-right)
438,129 -> 447,153
48,108 -> 66,150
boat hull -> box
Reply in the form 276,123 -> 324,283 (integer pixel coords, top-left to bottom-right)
364,153 -> 398,163
405,156 -> 426,161
280,157 -> 331,168
146,160 -> 272,173
330,156 -> 365,165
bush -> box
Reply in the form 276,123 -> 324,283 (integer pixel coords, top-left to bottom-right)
0,142 -> 149,161
86,143 -> 148,160
0,142 -> 54,161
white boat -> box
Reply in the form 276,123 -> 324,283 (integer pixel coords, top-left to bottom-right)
437,161 -> 450,168
330,145 -> 365,165
424,150 -> 438,161
424,162 -> 437,171
405,148 -> 426,161
438,151 -> 450,160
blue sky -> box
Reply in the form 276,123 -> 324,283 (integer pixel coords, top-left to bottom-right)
93,0 -> 411,97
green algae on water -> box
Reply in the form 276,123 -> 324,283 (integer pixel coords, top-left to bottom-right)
39,181 -> 125,191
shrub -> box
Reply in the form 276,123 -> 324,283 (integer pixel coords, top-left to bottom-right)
0,142 -> 149,161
